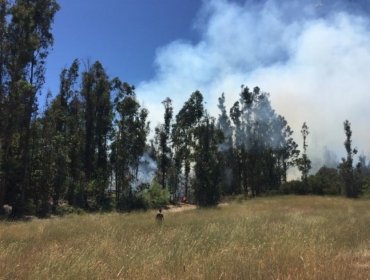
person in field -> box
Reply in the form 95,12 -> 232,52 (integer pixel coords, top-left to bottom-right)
155,208 -> 164,224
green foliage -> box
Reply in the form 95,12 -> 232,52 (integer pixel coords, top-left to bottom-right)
0,0 -> 59,217
54,203 -> 86,216
223,87 -> 300,196
296,122 -> 311,183
280,180 -> 306,195
339,120 -> 359,198
361,176 -> 370,195
117,194 -> 148,211
216,93 -> 235,195
280,167 -> 344,196
116,181 -> 170,211
154,97 -> 173,189
308,167 -> 344,195
141,181 -> 170,209
172,91 -> 204,197
193,114 -> 222,206
112,89 -> 149,206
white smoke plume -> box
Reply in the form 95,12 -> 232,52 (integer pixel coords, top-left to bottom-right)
137,0 -> 370,174
133,153 -> 157,188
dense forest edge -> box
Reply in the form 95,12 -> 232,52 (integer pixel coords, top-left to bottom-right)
0,0 -> 369,219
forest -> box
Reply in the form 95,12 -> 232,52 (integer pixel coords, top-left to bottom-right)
1,0 -> 370,218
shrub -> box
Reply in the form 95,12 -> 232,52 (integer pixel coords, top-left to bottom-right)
360,176 -> 370,195
117,194 -> 149,211
116,182 -> 170,211
280,180 -> 306,194
54,202 -> 85,216
309,167 -> 343,195
141,181 -> 170,209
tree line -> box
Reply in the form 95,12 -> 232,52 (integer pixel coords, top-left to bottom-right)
1,0 -> 369,217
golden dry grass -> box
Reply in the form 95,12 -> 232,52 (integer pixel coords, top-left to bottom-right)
1,196 -> 370,279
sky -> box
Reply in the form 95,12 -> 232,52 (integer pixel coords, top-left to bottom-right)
45,0 -> 202,90
45,0 -> 370,173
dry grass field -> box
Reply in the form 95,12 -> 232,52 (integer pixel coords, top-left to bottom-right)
1,196 -> 370,279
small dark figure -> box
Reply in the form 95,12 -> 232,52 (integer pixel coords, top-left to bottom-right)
155,208 -> 164,224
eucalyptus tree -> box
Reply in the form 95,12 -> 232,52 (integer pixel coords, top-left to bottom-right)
111,81 -> 149,208
193,113 -> 223,206
339,120 -> 359,198
48,60 -> 80,210
31,92 -> 69,215
172,91 -> 204,198
216,93 -> 234,195
27,59 -> 79,215
80,61 -> 113,208
227,86 -> 300,196
271,115 -> 299,185
155,97 -> 173,189
0,0 -> 59,216
297,122 -> 311,188
229,100 -> 243,194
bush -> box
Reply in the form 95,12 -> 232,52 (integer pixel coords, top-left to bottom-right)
280,180 -> 307,194
308,167 -> 343,195
117,194 -> 149,211
54,202 -> 85,216
100,196 -> 114,212
141,181 -> 170,209
264,190 -> 281,196
116,181 -> 170,211
280,167 -> 345,196
360,176 -> 370,195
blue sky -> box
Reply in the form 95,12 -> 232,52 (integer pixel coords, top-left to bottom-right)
45,0 -> 202,93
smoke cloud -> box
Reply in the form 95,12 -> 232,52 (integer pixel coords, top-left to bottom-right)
137,0 -> 370,173
134,153 -> 157,188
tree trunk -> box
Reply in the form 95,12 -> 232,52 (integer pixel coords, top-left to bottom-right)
184,161 -> 190,198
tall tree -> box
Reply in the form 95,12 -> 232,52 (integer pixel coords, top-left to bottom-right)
65,93 -> 84,207
216,93 -> 234,194
297,122 -> 311,187
80,61 -> 113,208
51,60 -> 79,211
193,113 -> 223,206
339,120 -> 359,198
0,0 -> 59,216
155,97 -> 173,189
172,91 -> 204,198
91,62 -> 112,206
229,100 -> 243,194
30,92 -> 68,216
272,115 -> 300,185
227,86 -> 299,196
111,82 -> 149,209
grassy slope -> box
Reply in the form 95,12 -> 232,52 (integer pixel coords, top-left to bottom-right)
0,196 -> 369,279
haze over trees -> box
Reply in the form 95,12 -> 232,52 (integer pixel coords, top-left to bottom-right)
1,0 -> 370,218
